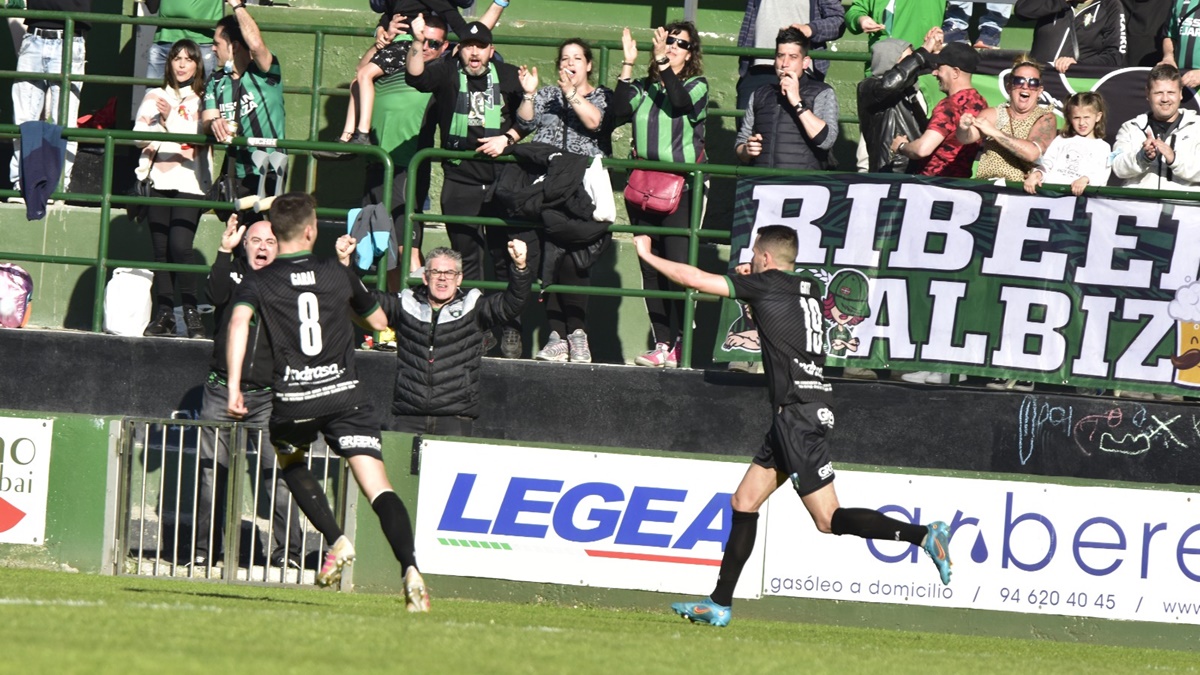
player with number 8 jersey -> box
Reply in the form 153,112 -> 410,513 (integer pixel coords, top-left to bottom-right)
234,251 -> 378,419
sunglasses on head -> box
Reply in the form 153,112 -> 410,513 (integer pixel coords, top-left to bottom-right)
424,39 -> 444,50
666,35 -> 693,51
1010,75 -> 1042,89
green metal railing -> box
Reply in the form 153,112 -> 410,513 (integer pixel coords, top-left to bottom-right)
0,123 -> 395,331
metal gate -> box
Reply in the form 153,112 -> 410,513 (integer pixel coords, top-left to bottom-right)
113,417 -> 352,587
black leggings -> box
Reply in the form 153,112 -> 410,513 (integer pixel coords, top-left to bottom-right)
628,197 -> 693,346
545,251 -> 591,336
147,187 -> 202,311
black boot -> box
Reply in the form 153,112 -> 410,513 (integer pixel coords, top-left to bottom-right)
183,305 -> 206,339
143,307 -> 176,337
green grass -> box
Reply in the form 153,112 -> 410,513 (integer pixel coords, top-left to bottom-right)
0,566 -> 1194,674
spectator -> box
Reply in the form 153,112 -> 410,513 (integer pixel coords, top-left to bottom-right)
192,215 -> 306,571
735,0 -> 846,107
735,28 -> 839,170
1112,64 -> 1200,190
318,0 -> 488,151
516,38 -> 613,364
8,0 -> 91,198
146,0 -> 221,81
612,23 -> 707,368
1123,0 -> 1169,66
890,42 -> 987,179
957,56 -> 1059,183
944,2 -> 1011,49
136,39 -> 214,340
201,1 -> 285,218
858,31 -> 940,173
1162,0 -> 1200,88
1024,91 -> 1112,195
339,241 -> 532,436
1015,0 -> 1127,72
406,16 -> 533,358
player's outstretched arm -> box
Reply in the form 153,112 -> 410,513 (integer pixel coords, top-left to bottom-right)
633,235 -> 730,298
225,304 -> 254,418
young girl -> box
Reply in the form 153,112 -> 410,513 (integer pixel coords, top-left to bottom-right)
1024,92 -> 1111,196
134,39 -> 213,339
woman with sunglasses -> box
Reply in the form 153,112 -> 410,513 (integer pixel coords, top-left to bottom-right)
956,55 -> 1059,183
613,23 -> 707,368
515,39 -> 614,364
134,39 -> 214,339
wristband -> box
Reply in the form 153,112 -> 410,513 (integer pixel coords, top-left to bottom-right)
655,56 -> 669,66
621,61 -> 636,67
522,93 -> 535,101
230,3 -> 245,10
493,0 -> 509,6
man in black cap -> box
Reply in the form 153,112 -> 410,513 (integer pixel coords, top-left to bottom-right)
888,41 -> 986,177
406,13 -> 534,359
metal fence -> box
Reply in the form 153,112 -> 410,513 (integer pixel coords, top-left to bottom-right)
114,417 -> 351,588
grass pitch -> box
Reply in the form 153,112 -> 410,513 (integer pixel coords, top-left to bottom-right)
0,567 -> 1194,674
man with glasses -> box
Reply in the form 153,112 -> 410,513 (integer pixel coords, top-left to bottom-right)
956,57 -> 1058,182
889,42 -> 987,178
338,239 -> 532,436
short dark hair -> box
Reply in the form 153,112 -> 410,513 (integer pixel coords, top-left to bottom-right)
268,193 -> 317,242
424,14 -> 447,31
755,225 -> 798,264
1147,63 -> 1182,90
215,15 -> 244,49
776,26 -> 809,55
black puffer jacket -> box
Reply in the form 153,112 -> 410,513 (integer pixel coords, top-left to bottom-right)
857,48 -> 932,174
1015,0 -> 1126,66
374,264 -> 532,418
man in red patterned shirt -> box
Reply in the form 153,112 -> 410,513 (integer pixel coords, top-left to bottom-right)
887,42 -> 987,177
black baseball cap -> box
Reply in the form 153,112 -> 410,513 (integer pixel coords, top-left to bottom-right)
931,42 -> 979,74
459,21 -> 493,46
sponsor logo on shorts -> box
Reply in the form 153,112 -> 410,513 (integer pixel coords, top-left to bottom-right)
817,407 -> 835,429
817,462 -> 834,479
338,434 -> 381,450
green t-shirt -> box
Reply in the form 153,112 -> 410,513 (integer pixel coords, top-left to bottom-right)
154,0 -> 222,45
204,57 -> 286,178
372,71 -> 433,171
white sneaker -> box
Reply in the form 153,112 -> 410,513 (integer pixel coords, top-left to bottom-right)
534,331 -> 568,362
900,371 -> 935,384
567,329 -> 592,363
1114,389 -> 1154,401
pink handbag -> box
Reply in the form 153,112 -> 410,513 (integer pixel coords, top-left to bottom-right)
624,169 -> 685,215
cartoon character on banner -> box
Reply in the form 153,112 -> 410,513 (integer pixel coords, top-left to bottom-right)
823,269 -> 871,358
1169,279 -> 1200,387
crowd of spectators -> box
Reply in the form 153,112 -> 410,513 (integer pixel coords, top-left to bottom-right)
7,0 -> 1197,400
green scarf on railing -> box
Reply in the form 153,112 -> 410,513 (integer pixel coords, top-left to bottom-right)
447,62 -> 502,162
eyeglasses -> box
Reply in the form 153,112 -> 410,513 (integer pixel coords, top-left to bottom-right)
426,269 -> 461,279
424,39 -> 444,50
666,35 -> 693,51
1010,76 -> 1042,89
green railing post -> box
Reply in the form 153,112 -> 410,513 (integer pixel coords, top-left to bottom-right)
679,169 -> 706,370
90,135 -> 116,332
597,45 -> 610,89
306,31 -> 327,194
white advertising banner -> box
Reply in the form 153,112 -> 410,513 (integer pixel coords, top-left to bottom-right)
0,417 -> 54,545
415,440 -> 765,599
763,471 -> 1200,624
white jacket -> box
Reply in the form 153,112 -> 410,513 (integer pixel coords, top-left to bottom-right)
1111,109 -> 1200,192
133,86 -> 213,196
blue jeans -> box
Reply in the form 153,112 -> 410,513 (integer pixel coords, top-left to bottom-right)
9,32 -> 85,190
943,1 -> 1012,46
146,40 -> 216,83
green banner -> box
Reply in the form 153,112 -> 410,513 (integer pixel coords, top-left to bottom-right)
714,174 -> 1200,396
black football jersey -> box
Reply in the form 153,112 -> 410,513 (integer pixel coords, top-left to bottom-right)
233,253 -> 380,419
729,270 -> 833,407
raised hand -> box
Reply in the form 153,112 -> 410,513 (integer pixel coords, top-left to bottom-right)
518,65 -> 539,94
220,214 -> 245,253
622,27 -> 638,64
507,238 -> 528,268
